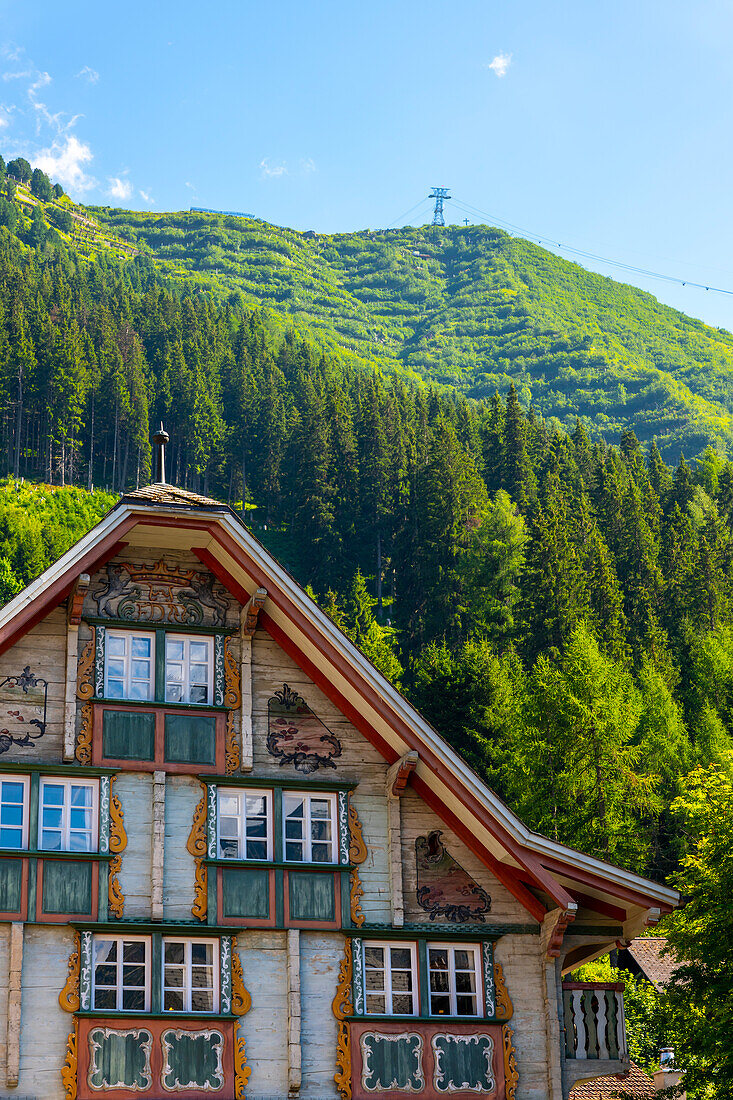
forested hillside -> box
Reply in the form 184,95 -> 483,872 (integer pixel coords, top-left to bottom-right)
91,206 -> 733,461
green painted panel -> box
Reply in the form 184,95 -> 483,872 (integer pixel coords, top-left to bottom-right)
360,1032 -> 424,1092
222,867 -> 270,919
288,871 -> 335,922
103,710 -> 155,761
42,860 -> 92,915
0,859 -> 22,913
164,714 -> 216,764
432,1033 -> 495,1093
88,1028 -> 153,1090
162,1029 -> 225,1091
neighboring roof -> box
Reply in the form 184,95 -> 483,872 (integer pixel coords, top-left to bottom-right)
0,484 -> 681,935
570,1063 -> 655,1099
627,938 -> 676,990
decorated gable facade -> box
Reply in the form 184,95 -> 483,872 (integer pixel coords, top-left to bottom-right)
0,483 -> 679,1100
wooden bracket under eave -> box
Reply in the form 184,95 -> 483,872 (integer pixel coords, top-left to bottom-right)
242,587 -> 268,637
67,574 -> 90,625
386,750 -> 418,797
544,907 -> 577,959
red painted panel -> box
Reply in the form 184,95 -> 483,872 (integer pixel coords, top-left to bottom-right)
349,1019 -> 507,1100
76,1016 -> 237,1100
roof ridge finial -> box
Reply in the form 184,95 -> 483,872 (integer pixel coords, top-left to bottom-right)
153,423 -> 170,484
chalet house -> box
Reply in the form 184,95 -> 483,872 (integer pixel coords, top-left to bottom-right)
0,475 -> 679,1100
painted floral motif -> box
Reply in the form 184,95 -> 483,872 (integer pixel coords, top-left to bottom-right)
266,683 -> 342,774
415,831 -> 491,923
482,942 -> 496,1017
0,668 -> 47,752
91,560 -> 230,626
79,931 -> 93,1011
220,937 -> 232,1015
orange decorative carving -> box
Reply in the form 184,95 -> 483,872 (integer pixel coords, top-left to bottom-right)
231,939 -> 252,1016
61,1020 -> 78,1100
75,703 -> 92,765
234,1032 -> 251,1099
333,939 -> 353,1100
350,870 -> 365,927
187,787 -> 208,921
503,1024 -> 519,1100
348,803 -> 367,866
59,932 -> 80,1012
76,630 -> 95,701
494,962 -> 513,1021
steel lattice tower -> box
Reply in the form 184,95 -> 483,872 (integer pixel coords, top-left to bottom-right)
429,187 -> 451,226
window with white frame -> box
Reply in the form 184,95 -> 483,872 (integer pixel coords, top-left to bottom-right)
427,943 -> 481,1016
39,778 -> 97,852
105,631 -> 155,701
0,776 -> 29,850
163,938 -> 219,1012
283,792 -> 337,863
165,636 -> 213,704
92,935 -> 150,1011
363,942 -> 418,1016
217,788 -> 272,860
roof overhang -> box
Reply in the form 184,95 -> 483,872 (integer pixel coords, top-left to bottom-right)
0,499 -> 680,932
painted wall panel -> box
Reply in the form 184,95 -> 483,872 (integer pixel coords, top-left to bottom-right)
0,608 -> 67,765
163,775 -> 201,920
16,924 -> 74,1100
235,931 -> 289,1098
115,772 -> 153,919
299,932 -> 340,1100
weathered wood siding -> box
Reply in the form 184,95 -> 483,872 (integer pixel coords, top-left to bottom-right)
299,932 -> 340,1100
16,925 -> 73,1099
236,932 -> 289,1097
0,608 -> 66,765
116,772 -> 153,918
164,774 -> 200,920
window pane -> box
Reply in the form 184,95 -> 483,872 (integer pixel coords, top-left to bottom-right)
311,843 -> 331,863
42,830 -> 62,850
428,948 -> 448,969
285,820 -> 303,839
455,971 -> 476,994
190,662 -> 208,683
129,681 -> 149,701
191,943 -> 212,965
123,964 -> 146,987
311,799 -> 330,818
107,680 -> 124,699
107,636 -> 126,656
246,840 -> 267,860
220,796 -> 239,816
285,841 -> 303,861
0,828 -> 22,848
191,990 -> 213,1012
107,659 -> 125,679
190,643 -> 209,662
43,785 -> 64,806
167,640 -> 185,661
94,940 -> 117,964
219,838 -> 239,858
190,685 -> 208,704
122,988 -> 145,1011
2,782 -> 24,803
94,988 -> 117,1010
365,969 -> 384,991
131,637 -> 151,658
164,941 -> 185,964
391,970 -> 412,992
166,683 -> 183,702
95,964 -> 117,986
164,989 -> 184,1011
431,993 -> 451,1014
364,946 -> 384,968
167,663 -> 183,681
456,994 -> 477,1014
284,797 -> 304,819
1,804 -> 23,827
392,994 -> 414,1014
123,941 -> 146,963
131,660 -> 150,680
391,948 -> 412,969
165,967 -> 184,987
454,950 -> 472,970
366,994 -> 386,1013
71,786 -> 92,808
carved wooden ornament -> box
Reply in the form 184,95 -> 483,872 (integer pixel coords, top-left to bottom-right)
224,638 -> 242,774
59,932 -> 80,1013
348,802 -> 367,927
231,938 -> 252,1017
107,778 -> 128,919
187,786 -> 208,921
76,630 -> 95,701
61,1020 -> 78,1100
494,962 -> 513,1022
332,939 -> 353,1100
234,1032 -> 251,1100
502,1024 -> 519,1100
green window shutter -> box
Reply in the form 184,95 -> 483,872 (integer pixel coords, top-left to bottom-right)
94,626 -> 106,697
483,941 -> 496,1017
103,711 -> 155,761
42,860 -> 93,915
163,714 -> 216,765
80,930 -> 93,1010
338,791 -> 349,865
222,867 -> 271,920
352,937 -> 364,1014
288,871 -> 336,922
214,636 -> 225,707
99,776 -> 110,854
0,860 -> 23,913
220,935 -> 232,1014
207,785 -> 217,859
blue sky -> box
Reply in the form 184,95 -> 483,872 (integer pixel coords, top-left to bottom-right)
3,1 -> 733,328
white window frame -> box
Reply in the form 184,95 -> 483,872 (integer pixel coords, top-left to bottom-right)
282,790 -> 338,864
162,937 -> 220,1013
92,934 -> 151,1012
104,629 -> 155,701
38,777 -> 98,853
217,787 -> 273,861
427,942 -> 483,1018
165,634 -> 214,705
362,940 -> 419,1016
0,774 -> 30,851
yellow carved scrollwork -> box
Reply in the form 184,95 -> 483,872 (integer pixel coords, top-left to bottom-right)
349,870 -> 365,927
225,711 -> 240,775
502,1024 -> 519,1100
108,777 -> 127,919
332,939 -> 353,1100
224,637 -> 242,708
231,938 -> 252,1017
76,630 -> 94,701
494,961 -> 513,1021
187,787 -> 208,921
59,932 -> 80,1013
234,1032 -> 251,1100
75,703 -> 92,765
61,1020 -> 78,1100
348,803 -> 367,866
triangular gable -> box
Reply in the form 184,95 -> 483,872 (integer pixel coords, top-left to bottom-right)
0,489 -> 680,934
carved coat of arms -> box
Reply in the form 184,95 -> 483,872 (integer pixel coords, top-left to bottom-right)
415,830 -> 491,922
91,560 -> 230,626
266,684 -> 342,774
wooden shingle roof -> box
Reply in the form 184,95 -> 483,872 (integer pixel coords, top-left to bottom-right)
627,937 -> 676,991
569,1062 -> 656,1099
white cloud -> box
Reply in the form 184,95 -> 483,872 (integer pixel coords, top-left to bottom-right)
260,157 -> 287,179
76,66 -> 99,84
139,189 -> 153,203
2,45 -> 25,63
107,176 -> 133,200
34,134 -> 96,192
2,70 -> 32,82
300,157 -> 316,175
487,52 -> 512,78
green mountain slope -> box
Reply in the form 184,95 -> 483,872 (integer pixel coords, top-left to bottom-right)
89,208 -> 733,459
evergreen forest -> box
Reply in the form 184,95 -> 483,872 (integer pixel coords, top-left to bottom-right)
3,154 -> 733,1093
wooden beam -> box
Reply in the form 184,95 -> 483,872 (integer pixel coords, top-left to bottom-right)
387,751 -> 418,797
6,922 -> 22,1088
287,929 -> 301,1096
151,772 -> 166,920
242,587 -> 267,637
66,573 -> 90,625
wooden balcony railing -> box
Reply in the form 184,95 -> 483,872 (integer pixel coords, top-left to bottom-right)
562,982 -> 627,1061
